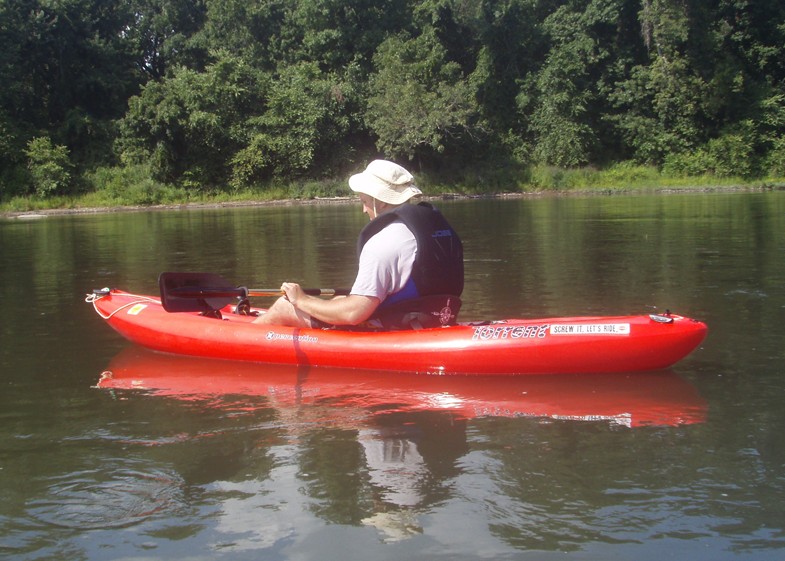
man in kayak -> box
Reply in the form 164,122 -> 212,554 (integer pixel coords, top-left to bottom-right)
254,159 -> 464,329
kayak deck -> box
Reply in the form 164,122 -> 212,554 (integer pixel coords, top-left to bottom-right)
88,289 -> 708,375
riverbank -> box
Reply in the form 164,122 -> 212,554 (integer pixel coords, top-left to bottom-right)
4,159 -> 785,219
2,196 -> 355,219
3,182 -> 783,220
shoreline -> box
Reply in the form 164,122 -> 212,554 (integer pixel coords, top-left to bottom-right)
2,184 -> 781,219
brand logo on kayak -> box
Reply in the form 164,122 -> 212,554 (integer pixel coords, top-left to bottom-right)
265,331 -> 319,343
127,304 -> 147,315
472,324 -> 548,340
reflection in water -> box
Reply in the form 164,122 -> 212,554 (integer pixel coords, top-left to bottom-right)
359,426 -> 428,541
92,347 -> 707,542
98,346 -> 707,428
361,427 -> 426,507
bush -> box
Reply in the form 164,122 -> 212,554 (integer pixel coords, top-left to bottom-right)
87,164 -> 185,205
602,162 -> 660,186
663,133 -> 754,179
25,137 -> 72,197
706,134 -> 753,178
529,165 -> 596,190
763,137 -> 785,178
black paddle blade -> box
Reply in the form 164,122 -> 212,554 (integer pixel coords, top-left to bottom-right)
159,272 -> 245,313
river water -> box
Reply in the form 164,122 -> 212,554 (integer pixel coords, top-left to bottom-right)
1,191 -> 784,560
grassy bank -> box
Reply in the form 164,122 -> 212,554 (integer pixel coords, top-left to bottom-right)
2,163 -> 784,216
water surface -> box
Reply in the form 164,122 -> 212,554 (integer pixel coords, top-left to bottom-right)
1,191 -> 784,560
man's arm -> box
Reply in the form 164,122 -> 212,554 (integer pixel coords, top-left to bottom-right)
283,283 -> 380,325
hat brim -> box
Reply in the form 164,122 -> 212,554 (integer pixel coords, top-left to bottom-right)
349,172 -> 422,205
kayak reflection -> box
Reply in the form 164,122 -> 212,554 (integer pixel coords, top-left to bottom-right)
96,347 -> 707,542
97,346 -> 706,428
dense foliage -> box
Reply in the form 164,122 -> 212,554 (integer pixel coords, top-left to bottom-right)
1,0 -> 784,200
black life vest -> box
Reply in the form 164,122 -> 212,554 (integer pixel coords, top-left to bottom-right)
357,202 -> 464,328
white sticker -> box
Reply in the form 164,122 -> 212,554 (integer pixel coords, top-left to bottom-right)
127,304 -> 147,315
549,323 -> 630,335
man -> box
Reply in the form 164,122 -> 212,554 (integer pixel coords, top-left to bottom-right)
254,159 -> 463,329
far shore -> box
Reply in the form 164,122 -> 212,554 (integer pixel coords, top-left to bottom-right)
2,183 -> 781,219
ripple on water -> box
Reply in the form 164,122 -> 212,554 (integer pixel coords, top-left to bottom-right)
27,461 -> 185,530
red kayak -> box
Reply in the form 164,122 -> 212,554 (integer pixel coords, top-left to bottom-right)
97,346 -> 707,427
88,288 -> 707,375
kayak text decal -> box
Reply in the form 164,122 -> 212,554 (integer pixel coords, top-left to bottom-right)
550,323 -> 630,335
127,304 -> 147,315
471,322 -> 632,340
266,331 -> 319,344
472,324 -> 548,340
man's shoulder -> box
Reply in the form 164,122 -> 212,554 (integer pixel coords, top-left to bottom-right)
365,221 -> 415,247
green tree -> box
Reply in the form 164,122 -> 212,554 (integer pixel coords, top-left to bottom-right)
467,0 -> 545,162
4,0 -> 784,199
608,0 -> 710,163
279,0 -> 411,71
0,0 -> 148,191
526,0 -> 639,167
197,0 -> 286,69
700,0 -> 785,175
366,31 -> 480,162
758,94 -> 785,176
25,137 -> 72,197
117,52 -> 269,188
528,5 -> 597,167
125,0 -> 208,79
231,62 -> 353,186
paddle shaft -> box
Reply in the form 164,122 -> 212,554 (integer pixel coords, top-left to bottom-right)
170,286 -> 347,298
158,272 -> 350,313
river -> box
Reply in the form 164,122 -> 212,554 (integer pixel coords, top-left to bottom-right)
1,191 -> 784,560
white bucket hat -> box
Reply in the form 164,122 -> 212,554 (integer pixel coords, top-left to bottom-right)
348,160 -> 422,205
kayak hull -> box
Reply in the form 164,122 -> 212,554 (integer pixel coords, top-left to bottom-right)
89,290 -> 708,375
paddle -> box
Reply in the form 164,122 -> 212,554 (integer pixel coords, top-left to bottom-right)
159,272 -> 350,313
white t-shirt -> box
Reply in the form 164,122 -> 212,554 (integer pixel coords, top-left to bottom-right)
350,221 -> 417,302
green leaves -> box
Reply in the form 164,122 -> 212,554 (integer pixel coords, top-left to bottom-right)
231,62 -> 352,185
25,137 -> 72,197
366,32 -> 479,160
2,0 -> 785,199
116,52 -> 269,187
